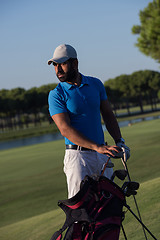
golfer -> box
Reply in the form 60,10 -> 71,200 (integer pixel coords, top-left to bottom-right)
48,44 -> 130,198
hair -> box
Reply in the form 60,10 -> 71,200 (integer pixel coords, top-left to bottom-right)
68,58 -> 77,63
68,58 -> 78,71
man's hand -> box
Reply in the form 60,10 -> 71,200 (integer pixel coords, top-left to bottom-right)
95,144 -> 124,158
116,138 -> 130,161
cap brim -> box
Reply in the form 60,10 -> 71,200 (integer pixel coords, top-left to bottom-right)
47,56 -> 70,65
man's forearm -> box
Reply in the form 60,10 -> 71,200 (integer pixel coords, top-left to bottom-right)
104,114 -> 122,142
52,113 -> 122,156
60,124 -> 122,157
100,99 -> 122,142
61,124 -> 98,150
52,113 -> 98,149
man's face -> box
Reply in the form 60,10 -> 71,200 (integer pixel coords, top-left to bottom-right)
53,59 -> 77,83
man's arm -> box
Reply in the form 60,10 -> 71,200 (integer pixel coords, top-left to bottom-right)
100,99 -> 122,142
101,99 -> 131,160
52,112 -> 121,156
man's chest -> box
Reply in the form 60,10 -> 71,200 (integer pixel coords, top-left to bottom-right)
64,86 -> 101,114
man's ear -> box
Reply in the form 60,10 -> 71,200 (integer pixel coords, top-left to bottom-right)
72,59 -> 78,70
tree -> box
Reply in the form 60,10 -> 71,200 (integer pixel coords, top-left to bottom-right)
37,83 -> 57,123
147,70 -> 160,109
24,87 -> 40,126
113,75 -> 132,115
104,85 -> 121,116
8,88 -> 26,129
132,0 -> 160,63
0,83 -> 58,131
104,70 -> 160,114
104,75 -> 132,115
130,71 -> 149,113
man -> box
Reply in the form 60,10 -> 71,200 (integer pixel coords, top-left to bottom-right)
48,44 -> 130,198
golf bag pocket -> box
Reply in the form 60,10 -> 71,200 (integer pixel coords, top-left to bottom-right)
50,175 -> 125,240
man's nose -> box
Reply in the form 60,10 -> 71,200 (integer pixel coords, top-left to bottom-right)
57,64 -> 62,71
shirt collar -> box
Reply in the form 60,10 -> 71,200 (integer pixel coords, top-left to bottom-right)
61,74 -> 89,90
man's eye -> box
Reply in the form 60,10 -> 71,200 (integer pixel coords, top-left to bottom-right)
62,61 -> 67,66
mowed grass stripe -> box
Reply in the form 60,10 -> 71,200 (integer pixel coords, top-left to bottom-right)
0,209 -> 64,240
0,140 -> 67,227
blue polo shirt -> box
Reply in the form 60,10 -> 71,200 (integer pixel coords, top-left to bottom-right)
48,74 -> 107,145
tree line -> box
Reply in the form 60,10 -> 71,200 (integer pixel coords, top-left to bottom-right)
1,0 -> 160,132
0,70 -> 160,131
104,70 -> 160,116
0,83 -> 57,131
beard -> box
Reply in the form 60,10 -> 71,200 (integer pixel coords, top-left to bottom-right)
56,65 -> 77,83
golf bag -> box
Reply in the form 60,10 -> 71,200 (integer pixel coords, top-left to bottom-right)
50,175 -> 125,240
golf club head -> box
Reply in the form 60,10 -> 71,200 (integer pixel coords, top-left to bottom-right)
124,188 -> 137,197
116,170 -> 128,180
122,181 -> 140,191
122,181 -> 139,197
111,169 -> 128,181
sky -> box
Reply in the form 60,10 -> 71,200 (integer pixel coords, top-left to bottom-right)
0,0 -> 159,90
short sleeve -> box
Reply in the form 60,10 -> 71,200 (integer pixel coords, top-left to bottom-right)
48,88 -> 68,117
94,78 -> 107,101
100,84 -> 107,101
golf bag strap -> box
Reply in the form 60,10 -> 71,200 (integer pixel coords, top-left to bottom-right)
50,208 -> 91,240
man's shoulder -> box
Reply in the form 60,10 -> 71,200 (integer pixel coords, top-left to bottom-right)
82,74 -> 104,88
49,83 -> 63,93
48,83 -> 65,100
82,74 -> 100,82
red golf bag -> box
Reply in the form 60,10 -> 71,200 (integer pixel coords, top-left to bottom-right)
50,175 -> 125,240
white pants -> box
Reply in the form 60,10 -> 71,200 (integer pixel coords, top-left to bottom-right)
63,149 -> 113,198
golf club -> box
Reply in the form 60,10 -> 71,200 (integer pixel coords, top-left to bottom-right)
121,147 -> 148,240
122,181 -> 139,191
124,203 -> 158,240
111,169 -> 128,181
122,181 -> 139,197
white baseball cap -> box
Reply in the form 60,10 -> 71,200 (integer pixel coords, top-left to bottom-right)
48,44 -> 77,65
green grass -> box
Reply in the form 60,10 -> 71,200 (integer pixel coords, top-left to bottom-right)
0,179 -> 159,240
105,119 -> 160,183
0,140 -> 67,227
0,209 -> 65,240
0,178 -> 159,240
119,177 -> 160,240
0,119 -> 160,239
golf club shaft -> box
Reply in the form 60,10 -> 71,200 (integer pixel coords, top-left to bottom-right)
100,157 -> 111,176
121,148 -> 148,240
